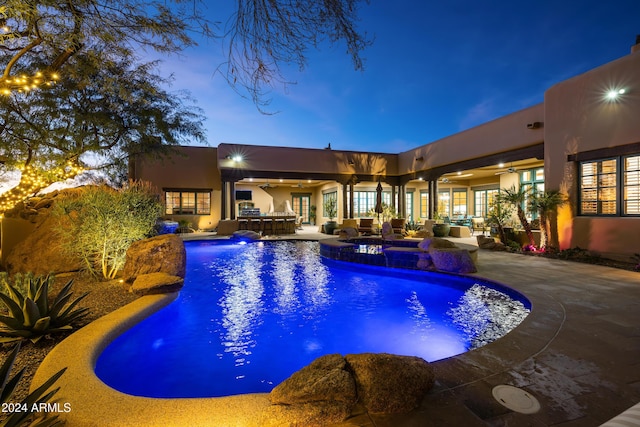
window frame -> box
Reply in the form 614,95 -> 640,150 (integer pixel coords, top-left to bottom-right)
577,154 -> 640,217
164,189 -> 211,215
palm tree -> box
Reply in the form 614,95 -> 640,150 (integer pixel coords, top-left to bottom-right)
488,193 -> 515,244
529,190 -> 567,250
500,185 -> 536,248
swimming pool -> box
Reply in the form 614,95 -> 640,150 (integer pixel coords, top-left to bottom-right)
95,240 -> 530,398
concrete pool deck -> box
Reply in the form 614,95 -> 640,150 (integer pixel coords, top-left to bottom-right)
32,229 -> 640,426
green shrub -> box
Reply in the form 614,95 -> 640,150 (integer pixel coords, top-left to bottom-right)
0,342 -> 66,427
54,181 -> 162,279
0,275 -> 89,344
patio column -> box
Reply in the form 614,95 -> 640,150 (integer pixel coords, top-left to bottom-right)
229,181 -> 236,219
342,182 -> 348,219
391,186 -> 396,212
428,180 -> 438,219
349,181 -> 355,218
398,184 -> 406,218
221,180 -> 227,220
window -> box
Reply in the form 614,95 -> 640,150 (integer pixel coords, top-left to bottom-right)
322,191 -> 337,217
580,159 -> 617,215
353,191 -> 392,217
165,190 -> 210,215
405,191 -> 413,221
438,190 -> 450,217
419,191 -> 429,218
624,155 -> 640,215
520,167 -> 545,219
452,189 -> 467,216
474,189 -> 499,217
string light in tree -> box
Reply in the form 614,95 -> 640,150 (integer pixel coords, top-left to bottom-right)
0,162 -> 85,214
0,71 -> 60,95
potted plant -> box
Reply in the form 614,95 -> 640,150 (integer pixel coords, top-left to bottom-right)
323,197 -> 338,235
432,222 -> 450,237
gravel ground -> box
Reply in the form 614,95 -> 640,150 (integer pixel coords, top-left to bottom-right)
0,272 -> 138,408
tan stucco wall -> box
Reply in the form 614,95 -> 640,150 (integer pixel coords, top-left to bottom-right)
398,104 -> 545,174
217,144 -> 398,177
544,49 -> 640,259
134,146 -> 222,230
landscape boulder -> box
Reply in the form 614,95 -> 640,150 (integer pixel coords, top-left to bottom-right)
429,248 -> 477,273
270,354 -> 357,405
121,234 -> 186,284
476,235 -> 506,250
231,230 -> 261,241
416,237 -> 477,273
416,237 -> 456,271
129,272 -> 184,295
265,353 -> 435,424
381,222 -> 403,240
345,353 -> 435,414
338,226 -> 359,239
3,190 -> 84,275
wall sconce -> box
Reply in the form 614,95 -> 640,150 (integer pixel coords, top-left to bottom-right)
348,158 -> 355,165
606,88 -> 626,101
416,156 -> 424,162
225,154 -> 243,162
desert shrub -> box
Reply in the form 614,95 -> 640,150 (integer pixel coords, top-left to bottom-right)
54,181 -> 162,279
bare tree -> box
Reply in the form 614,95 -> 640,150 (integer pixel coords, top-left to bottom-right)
0,0 -> 371,106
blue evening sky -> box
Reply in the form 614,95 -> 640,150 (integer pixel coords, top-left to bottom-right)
160,0 -> 640,153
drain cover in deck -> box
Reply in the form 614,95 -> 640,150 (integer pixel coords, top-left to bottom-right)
492,385 -> 541,414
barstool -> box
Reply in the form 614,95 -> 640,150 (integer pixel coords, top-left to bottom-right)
285,217 -> 296,234
238,218 -> 249,230
249,218 -> 262,233
274,218 -> 285,235
262,218 -> 273,235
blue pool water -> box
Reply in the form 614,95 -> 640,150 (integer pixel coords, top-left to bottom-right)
95,240 -> 530,398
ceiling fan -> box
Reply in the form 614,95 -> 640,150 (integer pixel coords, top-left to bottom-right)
259,180 -> 275,189
495,166 -> 518,175
438,177 -> 456,184
438,172 -> 473,183
291,181 -> 307,188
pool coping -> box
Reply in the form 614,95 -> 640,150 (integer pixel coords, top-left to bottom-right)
31,251 -> 563,426
31,292 -> 273,427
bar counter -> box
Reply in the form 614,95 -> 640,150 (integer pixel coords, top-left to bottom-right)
237,215 -> 297,235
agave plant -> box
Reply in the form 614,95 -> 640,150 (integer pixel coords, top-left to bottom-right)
0,275 -> 89,343
0,342 -> 66,427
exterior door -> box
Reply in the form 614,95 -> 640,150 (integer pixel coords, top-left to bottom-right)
292,195 -> 311,223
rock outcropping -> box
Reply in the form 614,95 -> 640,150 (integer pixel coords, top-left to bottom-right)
129,272 -> 184,296
3,189 -> 85,275
263,353 -> 435,425
121,234 -> 186,284
417,237 -> 477,273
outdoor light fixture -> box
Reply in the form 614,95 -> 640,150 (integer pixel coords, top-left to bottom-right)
606,88 -> 626,101
348,158 -> 355,165
225,154 -> 243,162
416,156 -> 424,161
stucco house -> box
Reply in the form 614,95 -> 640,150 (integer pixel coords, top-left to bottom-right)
132,39 -> 640,262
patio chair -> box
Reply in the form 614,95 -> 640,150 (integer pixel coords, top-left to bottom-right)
390,218 -> 406,235
358,218 -> 375,234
